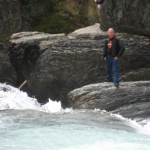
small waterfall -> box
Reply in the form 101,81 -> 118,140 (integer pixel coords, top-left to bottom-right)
0,83 -> 71,113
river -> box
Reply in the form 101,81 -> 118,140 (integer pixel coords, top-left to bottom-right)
0,83 -> 150,150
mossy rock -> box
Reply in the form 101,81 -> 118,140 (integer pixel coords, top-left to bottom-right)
20,0 -> 98,34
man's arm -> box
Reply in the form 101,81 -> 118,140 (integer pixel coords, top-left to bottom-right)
103,40 -> 107,59
117,39 -> 125,58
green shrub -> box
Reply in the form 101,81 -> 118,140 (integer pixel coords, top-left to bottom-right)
32,13 -> 69,34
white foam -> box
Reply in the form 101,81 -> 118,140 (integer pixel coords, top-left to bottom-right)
41,99 -> 62,113
91,109 -> 150,135
111,113 -> 150,135
0,83 -> 41,110
143,121 -> 150,132
0,83 -> 72,114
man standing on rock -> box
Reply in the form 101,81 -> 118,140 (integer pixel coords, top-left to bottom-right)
103,28 -> 125,87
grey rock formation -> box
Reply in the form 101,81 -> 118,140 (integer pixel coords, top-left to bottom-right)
100,0 -> 150,36
0,0 -> 22,42
67,81 -> 150,120
9,24 -> 150,107
9,32 -> 66,86
0,43 -> 16,85
0,0 -> 21,85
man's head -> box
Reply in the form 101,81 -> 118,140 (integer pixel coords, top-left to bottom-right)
108,28 -> 115,39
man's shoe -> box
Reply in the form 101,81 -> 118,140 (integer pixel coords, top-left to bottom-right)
114,83 -> 119,88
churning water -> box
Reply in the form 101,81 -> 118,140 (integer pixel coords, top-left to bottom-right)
0,83 -> 150,150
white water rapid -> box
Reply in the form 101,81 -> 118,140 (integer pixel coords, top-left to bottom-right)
0,83 -> 150,150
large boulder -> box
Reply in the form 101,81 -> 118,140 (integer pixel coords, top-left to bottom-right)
9,24 -> 150,107
9,29 -> 102,107
100,0 -> 150,36
67,81 -> 150,120
9,31 -> 66,86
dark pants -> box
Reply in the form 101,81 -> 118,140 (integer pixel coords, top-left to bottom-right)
106,57 -> 119,84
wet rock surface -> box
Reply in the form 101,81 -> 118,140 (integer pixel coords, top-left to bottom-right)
67,81 -> 150,120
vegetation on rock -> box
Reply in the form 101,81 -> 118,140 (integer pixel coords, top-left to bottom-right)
20,0 -> 96,34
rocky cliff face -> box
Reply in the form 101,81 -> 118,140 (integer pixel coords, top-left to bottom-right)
101,0 -> 150,36
0,0 -> 21,85
0,43 -> 16,85
0,0 -> 98,41
9,24 -> 150,107
19,0 -> 98,33
0,0 -> 22,42
0,0 -> 98,85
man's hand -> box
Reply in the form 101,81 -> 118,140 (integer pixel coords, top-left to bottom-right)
114,57 -> 118,61
104,57 -> 106,61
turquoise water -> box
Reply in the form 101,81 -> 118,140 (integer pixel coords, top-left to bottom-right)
0,110 -> 150,150
0,83 -> 150,150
